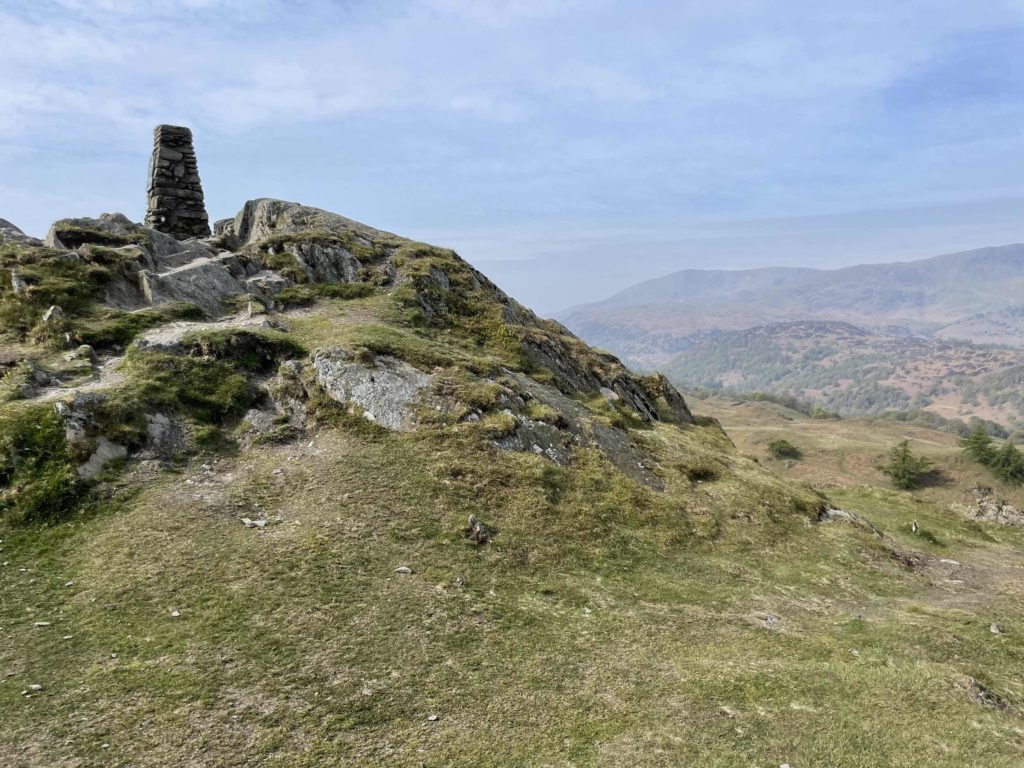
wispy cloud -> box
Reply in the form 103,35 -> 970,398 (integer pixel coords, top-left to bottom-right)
1,0 -> 1022,312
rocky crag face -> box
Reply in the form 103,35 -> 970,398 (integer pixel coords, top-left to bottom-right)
145,125 -> 211,239
1,194 -> 723,515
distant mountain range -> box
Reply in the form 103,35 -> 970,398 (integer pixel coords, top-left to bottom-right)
560,243 -> 1024,431
561,244 -> 1024,366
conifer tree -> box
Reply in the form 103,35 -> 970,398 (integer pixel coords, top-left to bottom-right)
881,440 -> 932,490
960,424 -> 994,464
990,442 -> 1024,485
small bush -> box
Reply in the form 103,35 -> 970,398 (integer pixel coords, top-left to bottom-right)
767,439 -> 802,460
676,457 -> 720,483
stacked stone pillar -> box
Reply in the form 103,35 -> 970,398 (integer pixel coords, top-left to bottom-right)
145,125 -> 211,239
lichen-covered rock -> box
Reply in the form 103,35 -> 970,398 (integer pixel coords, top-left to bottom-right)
282,242 -> 362,284
956,487 -> 1024,526
44,213 -> 140,250
225,198 -> 402,249
495,371 -> 664,488
493,414 -> 573,464
0,218 -> 41,247
139,254 -> 250,316
312,349 -> 432,431
144,413 -> 187,458
77,437 -> 128,480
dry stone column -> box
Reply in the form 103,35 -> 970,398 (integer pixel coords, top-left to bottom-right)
145,125 -> 211,239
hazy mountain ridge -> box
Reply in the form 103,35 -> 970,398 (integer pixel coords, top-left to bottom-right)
562,243 -> 1024,365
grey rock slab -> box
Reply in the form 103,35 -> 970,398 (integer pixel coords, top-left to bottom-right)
313,350 -> 432,431
140,255 -> 249,316
78,437 -> 128,480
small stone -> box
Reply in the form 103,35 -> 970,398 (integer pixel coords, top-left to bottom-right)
990,623 -> 1004,635
42,305 -> 64,324
394,566 -> 413,575
427,714 -> 439,722
33,622 -> 51,628
62,636 -> 73,641
170,609 -> 180,618
28,684 -> 42,691
64,580 -> 74,587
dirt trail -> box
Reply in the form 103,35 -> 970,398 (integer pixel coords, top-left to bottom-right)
37,356 -> 126,402
31,312 -> 283,403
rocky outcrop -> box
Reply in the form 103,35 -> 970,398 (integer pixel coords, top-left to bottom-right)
499,371 -> 664,487
21,193 -> 695,457
0,218 -> 41,247
45,212 -> 140,250
312,349 -> 433,431
955,487 -> 1024,526
139,254 -> 251,316
145,125 -> 210,239
223,198 -> 402,249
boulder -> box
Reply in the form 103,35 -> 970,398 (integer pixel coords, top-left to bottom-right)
10,271 -> 28,295
77,437 -> 128,480
312,349 -> 432,431
42,306 -> 64,324
144,413 -> 186,458
0,218 -> 41,247
139,254 -> 249,316
45,213 -> 139,250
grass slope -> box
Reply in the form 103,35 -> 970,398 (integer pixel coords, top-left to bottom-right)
2,218 -> 1023,766
2,320 -> 1024,765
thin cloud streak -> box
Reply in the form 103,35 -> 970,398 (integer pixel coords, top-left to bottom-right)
0,1 -> 1022,312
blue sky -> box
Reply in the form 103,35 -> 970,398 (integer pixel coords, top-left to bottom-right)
2,0 -> 1024,312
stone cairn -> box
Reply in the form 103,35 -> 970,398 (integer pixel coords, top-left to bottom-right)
145,125 -> 211,239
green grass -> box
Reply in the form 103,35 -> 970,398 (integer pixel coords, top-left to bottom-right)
3,233 -> 1024,765
0,403 -> 83,524
76,303 -> 205,349
274,282 -> 375,309
3,418 -> 1023,765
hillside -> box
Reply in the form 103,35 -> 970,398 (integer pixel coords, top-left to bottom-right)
660,321 -> 1024,433
562,244 -> 1024,364
3,202 -> 1024,765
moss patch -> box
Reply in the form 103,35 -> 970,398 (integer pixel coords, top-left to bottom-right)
0,403 -> 83,525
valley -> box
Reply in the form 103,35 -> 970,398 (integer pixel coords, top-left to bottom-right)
561,245 -> 1024,431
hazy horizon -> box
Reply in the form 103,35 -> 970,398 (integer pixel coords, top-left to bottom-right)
3,0 -> 1024,313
